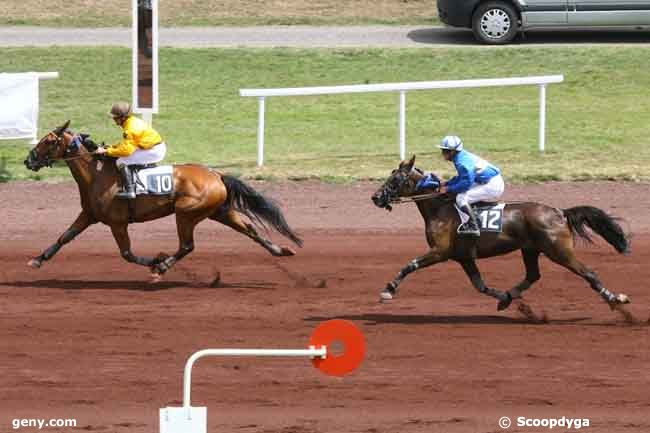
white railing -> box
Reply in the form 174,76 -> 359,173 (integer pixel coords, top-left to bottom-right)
240,75 -> 564,166
160,346 -> 328,433
182,347 -> 327,409
0,72 -> 59,144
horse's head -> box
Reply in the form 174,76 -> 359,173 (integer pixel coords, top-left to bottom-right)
24,120 -> 76,171
372,155 -> 423,211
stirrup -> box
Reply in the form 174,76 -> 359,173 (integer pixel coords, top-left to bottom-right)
457,224 -> 480,237
116,189 -> 136,199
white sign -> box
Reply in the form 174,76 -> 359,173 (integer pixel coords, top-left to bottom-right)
0,73 -> 38,140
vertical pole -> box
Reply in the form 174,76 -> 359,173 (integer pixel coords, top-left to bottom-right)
131,0 -> 138,110
30,75 -> 39,144
257,96 -> 265,167
539,84 -> 546,153
142,111 -> 153,126
399,91 -> 406,161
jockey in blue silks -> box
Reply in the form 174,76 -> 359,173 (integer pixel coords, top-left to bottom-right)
419,135 -> 504,237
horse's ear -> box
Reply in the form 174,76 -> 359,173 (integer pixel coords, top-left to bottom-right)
403,154 -> 416,171
59,120 -> 70,131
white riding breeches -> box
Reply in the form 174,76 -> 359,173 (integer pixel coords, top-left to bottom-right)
455,174 -> 505,207
116,142 -> 166,167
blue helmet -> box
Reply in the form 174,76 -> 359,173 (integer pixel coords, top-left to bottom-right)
438,135 -> 463,151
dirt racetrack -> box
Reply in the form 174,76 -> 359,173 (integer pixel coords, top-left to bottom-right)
1,180 -> 650,433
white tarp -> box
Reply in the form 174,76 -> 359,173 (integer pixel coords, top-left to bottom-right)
0,73 -> 39,140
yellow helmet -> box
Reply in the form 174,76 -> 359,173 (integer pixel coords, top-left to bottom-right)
109,102 -> 132,118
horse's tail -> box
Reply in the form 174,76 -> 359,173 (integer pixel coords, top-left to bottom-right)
563,206 -> 630,254
221,175 -> 303,247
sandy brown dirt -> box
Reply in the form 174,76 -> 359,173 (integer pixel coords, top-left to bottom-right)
1,180 -> 650,433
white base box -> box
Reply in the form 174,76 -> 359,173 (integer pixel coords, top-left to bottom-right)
160,406 -> 207,433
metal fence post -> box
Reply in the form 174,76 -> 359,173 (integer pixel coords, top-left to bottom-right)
399,91 -> 406,161
539,84 -> 547,153
257,96 -> 265,167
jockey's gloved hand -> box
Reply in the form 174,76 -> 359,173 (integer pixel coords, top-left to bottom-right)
416,173 -> 441,192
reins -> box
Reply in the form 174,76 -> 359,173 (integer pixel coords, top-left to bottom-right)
53,154 -> 91,162
389,192 -> 439,205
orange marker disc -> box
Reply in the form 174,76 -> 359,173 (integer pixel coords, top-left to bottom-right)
309,319 -> 365,377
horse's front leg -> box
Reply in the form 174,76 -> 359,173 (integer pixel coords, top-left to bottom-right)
28,212 -> 95,268
380,250 -> 447,302
459,259 -> 511,310
110,224 -> 159,268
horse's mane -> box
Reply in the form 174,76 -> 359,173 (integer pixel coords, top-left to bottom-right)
62,128 -> 100,153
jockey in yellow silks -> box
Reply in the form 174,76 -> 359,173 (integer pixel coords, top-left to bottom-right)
97,102 -> 166,199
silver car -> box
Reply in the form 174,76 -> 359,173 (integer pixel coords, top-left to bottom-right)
437,0 -> 650,44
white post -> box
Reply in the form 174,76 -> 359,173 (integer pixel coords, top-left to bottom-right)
182,347 -> 327,409
142,111 -> 153,126
539,84 -> 547,152
257,97 -> 266,167
399,91 -> 406,161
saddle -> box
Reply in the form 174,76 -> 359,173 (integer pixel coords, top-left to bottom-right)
456,202 -> 506,233
471,201 -> 499,210
131,165 -> 174,196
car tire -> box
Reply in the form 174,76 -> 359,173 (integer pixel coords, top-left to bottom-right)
472,1 -> 519,45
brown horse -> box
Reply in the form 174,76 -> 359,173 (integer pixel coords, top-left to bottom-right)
371,155 -> 631,311
23,121 -> 302,281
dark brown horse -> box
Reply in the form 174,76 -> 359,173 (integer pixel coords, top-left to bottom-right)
23,121 -> 302,281
371,156 -> 631,311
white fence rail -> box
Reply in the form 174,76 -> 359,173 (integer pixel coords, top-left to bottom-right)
240,75 -> 564,166
0,72 -> 59,144
161,346 -> 328,433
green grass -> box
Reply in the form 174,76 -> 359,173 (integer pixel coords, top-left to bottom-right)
1,0 -> 439,27
1,47 -> 649,183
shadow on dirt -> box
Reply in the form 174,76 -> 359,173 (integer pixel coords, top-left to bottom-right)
305,313 -> 591,326
0,279 -> 278,291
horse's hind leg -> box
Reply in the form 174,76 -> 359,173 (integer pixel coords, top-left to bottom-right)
210,209 -> 295,257
543,235 -> 630,309
506,249 -> 542,303
459,259 -> 511,310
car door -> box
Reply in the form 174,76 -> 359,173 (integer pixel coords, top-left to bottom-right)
521,0 -> 569,26
568,0 -> 650,25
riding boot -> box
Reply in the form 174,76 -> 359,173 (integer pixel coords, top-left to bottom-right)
116,165 -> 136,199
459,205 -> 481,237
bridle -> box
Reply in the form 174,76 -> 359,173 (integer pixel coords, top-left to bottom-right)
32,130 -> 88,167
385,167 -> 438,205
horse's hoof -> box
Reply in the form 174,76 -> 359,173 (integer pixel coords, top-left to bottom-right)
280,247 -> 296,256
609,294 -> 631,310
379,290 -> 395,303
497,293 -> 513,311
617,294 -> 631,304
149,273 -> 163,284
27,258 -> 42,269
